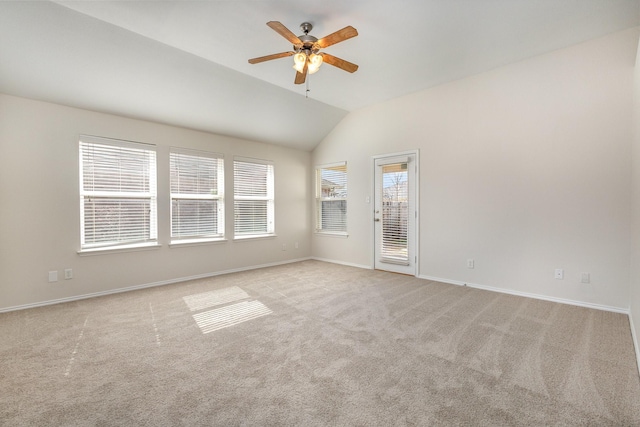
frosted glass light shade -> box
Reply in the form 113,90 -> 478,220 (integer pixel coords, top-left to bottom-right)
308,53 -> 323,74
293,52 -> 307,73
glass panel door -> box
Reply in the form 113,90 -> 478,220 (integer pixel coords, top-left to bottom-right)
374,153 -> 417,275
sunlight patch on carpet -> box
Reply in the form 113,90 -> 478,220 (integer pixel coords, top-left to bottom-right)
183,286 -> 250,312
192,300 -> 272,334
64,315 -> 89,377
149,303 -> 161,346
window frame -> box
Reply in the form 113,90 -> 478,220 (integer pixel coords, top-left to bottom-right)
78,135 -> 158,253
315,161 -> 348,236
169,148 -> 225,245
233,156 -> 275,240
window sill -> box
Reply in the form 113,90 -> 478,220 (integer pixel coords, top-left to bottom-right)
170,238 -> 227,248
315,231 -> 349,238
78,242 -> 161,256
233,234 -> 277,242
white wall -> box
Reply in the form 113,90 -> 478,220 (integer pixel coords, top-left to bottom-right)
2,30 -> 638,314
631,36 -> 640,358
0,94 -> 311,310
313,28 -> 639,310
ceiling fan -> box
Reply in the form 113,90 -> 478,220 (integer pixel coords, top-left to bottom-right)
248,21 -> 358,85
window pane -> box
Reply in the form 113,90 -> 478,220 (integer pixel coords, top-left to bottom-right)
234,200 -> 269,235
83,197 -> 151,246
316,163 -> 347,232
234,161 -> 269,197
170,152 -> 220,195
79,137 -> 157,250
172,199 -> 218,238
233,158 -> 274,238
319,165 -> 347,199
81,143 -> 152,193
170,150 -> 224,240
381,165 -> 408,263
321,200 -> 347,231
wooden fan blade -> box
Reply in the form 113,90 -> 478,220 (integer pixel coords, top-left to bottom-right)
322,53 -> 359,73
316,26 -> 358,48
267,21 -> 302,46
294,61 -> 308,85
248,51 -> 294,64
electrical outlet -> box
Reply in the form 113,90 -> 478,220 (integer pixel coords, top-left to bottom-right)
48,271 -> 58,283
282,243 -> 287,251
554,268 -> 564,280
581,272 -> 590,284
64,269 -> 73,280
295,242 -> 299,249
467,259 -> 474,269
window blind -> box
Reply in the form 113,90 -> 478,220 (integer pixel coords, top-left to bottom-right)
234,158 -> 274,237
381,163 -> 409,264
170,149 -> 224,241
79,136 -> 157,249
316,163 -> 347,233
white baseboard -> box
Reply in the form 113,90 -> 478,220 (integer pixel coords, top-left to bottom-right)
629,311 -> 640,377
310,257 -> 372,271
419,275 -> 467,287
0,257 -> 312,313
418,274 -> 629,314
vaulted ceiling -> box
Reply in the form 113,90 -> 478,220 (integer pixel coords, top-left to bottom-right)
1,1 -> 639,150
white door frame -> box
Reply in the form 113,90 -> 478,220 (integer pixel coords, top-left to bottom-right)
372,150 -> 419,276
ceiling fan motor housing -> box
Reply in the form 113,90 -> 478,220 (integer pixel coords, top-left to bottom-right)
296,23 -> 319,54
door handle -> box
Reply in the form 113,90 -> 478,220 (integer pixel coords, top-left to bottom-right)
374,218 -> 380,222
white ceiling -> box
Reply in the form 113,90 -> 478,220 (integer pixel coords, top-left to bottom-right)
1,1 -> 639,151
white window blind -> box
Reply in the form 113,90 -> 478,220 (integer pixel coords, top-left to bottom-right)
79,135 -> 157,250
234,158 -> 274,238
170,149 -> 224,242
316,163 -> 347,233
381,162 -> 409,264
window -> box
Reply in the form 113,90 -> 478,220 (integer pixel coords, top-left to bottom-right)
316,162 -> 347,234
170,149 -> 224,243
234,157 -> 274,238
79,135 -> 157,250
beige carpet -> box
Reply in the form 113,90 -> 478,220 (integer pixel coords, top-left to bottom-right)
1,260 -> 639,426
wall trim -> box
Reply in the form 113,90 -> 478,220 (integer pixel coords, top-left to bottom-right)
418,274 -> 629,314
629,311 -> 640,377
0,257 -> 312,313
310,257 -> 372,271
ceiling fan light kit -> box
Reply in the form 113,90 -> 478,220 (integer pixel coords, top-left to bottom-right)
294,52 -> 323,74
249,21 -> 358,85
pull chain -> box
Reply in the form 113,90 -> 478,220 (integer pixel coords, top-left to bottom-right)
305,74 -> 310,98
